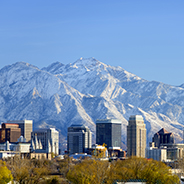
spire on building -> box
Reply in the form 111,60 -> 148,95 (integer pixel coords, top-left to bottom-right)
47,139 -> 51,153
34,134 -> 39,149
38,139 -> 43,149
30,138 -> 35,151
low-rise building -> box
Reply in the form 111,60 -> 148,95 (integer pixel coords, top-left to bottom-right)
146,147 -> 167,161
0,138 -> 30,159
88,144 -> 108,157
28,153 -> 52,160
108,147 -> 126,158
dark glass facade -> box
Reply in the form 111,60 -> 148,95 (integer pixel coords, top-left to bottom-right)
73,136 -> 79,153
67,124 -> 92,154
153,128 -> 174,148
96,119 -> 121,148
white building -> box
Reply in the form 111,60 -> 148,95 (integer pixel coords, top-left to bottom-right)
146,147 -> 167,161
0,138 -> 30,159
31,128 -> 59,155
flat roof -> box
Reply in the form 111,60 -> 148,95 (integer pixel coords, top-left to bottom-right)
129,115 -> 144,121
96,119 -> 122,124
7,120 -> 33,124
32,128 -> 58,133
2,123 -> 19,125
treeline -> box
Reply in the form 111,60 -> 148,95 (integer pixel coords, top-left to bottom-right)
67,157 -> 180,184
1,156 -> 68,184
0,156 -> 181,184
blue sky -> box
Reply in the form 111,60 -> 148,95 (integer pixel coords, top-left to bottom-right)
0,0 -> 184,86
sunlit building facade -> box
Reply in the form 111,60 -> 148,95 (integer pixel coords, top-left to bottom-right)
127,115 -> 146,157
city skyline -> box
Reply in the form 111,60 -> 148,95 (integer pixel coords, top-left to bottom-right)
1,1 -> 184,86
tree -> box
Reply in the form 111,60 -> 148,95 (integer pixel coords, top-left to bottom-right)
0,160 -> 13,184
46,176 -> 60,184
7,156 -> 50,184
66,157 -> 180,184
113,157 -> 180,184
67,159 -> 110,184
58,156 -> 71,177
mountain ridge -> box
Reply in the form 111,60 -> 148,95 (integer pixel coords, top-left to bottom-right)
0,58 -> 184,150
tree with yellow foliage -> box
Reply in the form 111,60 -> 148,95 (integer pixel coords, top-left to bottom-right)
110,157 -> 180,184
67,159 -> 110,184
66,157 -> 180,184
0,160 -> 13,184
7,156 -> 49,184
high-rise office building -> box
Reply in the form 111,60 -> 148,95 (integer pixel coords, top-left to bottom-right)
0,123 -> 21,143
67,124 -> 92,155
152,128 -> 174,148
7,120 -> 33,142
96,119 -> 122,148
127,115 -> 146,157
31,128 -> 59,155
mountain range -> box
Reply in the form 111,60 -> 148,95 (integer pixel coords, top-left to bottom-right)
0,57 -> 184,150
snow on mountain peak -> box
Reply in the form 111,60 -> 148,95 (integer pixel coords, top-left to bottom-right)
72,57 -> 105,70
1,58 -> 184,148
42,62 -> 65,74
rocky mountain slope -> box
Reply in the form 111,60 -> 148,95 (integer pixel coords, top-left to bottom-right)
0,58 -> 184,149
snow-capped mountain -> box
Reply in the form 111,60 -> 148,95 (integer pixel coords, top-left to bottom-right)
1,58 -> 184,149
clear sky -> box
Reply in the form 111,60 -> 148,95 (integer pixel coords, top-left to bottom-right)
0,0 -> 184,86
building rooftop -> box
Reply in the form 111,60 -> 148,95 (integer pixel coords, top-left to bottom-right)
32,128 -> 58,132
68,124 -> 90,130
7,120 -> 33,124
96,119 -> 122,124
157,128 -> 170,134
129,115 -> 144,121
70,124 -> 84,127
3,123 -> 18,125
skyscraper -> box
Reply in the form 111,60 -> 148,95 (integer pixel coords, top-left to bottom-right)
7,120 -> 33,142
127,115 -> 146,157
67,124 -> 92,155
96,119 -> 122,148
0,123 -> 21,143
152,128 -> 174,148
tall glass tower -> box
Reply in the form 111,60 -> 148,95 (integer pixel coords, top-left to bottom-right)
67,124 -> 92,155
96,119 -> 122,148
